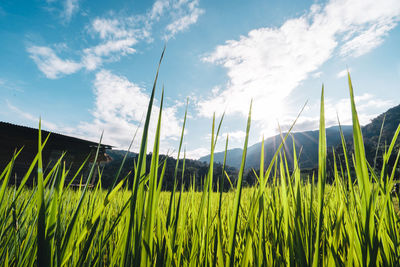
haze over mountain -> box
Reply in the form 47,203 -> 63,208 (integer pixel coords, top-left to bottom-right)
200,125 -> 353,170
200,104 -> 400,171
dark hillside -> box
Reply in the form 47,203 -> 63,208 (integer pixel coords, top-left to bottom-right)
200,125 -> 353,170
200,104 -> 400,184
101,150 -> 238,191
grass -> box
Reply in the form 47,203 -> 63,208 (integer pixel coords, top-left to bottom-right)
0,50 -> 400,266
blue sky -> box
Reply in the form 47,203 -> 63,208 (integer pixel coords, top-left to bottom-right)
0,0 -> 400,159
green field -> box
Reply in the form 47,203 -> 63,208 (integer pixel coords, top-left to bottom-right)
1,52 -> 400,266
1,171 -> 400,266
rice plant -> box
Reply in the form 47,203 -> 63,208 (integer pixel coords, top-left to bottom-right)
0,49 -> 399,266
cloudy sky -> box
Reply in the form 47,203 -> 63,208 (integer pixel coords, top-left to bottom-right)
1,0 -> 400,159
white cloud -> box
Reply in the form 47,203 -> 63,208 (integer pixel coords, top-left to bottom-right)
340,22 -> 396,57
45,0 -> 79,23
6,101 -> 59,131
75,70 -> 182,151
30,0 -> 203,78
312,71 -> 323,78
78,16 -> 150,70
165,0 -> 204,39
82,38 -> 138,70
278,93 -> 394,133
6,70 -> 184,153
0,78 -> 24,92
91,18 -> 131,40
337,68 -> 351,78
63,0 -> 79,22
223,130 -> 246,142
27,46 -> 82,79
199,0 -> 400,137
150,0 -> 170,20
27,20 -> 142,77
324,93 -> 393,126
185,147 -> 209,159
200,15 -> 336,120
89,17 -> 150,41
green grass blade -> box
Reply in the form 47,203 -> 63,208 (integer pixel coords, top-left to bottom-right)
227,101 -> 252,267
312,85 -> 326,267
123,46 -> 165,266
36,120 -> 50,267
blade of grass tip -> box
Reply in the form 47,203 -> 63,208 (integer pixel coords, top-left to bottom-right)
260,100 -> 308,192
214,112 -> 225,148
224,171 -> 234,190
227,100 -> 252,267
348,71 -> 377,265
348,71 -> 370,199
207,111 -> 225,264
141,87 -> 164,265
312,85 -> 327,267
123,46 -> 165,267
36,119 -> 51,267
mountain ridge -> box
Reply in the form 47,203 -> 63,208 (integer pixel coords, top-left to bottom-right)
199,103 -> 400,171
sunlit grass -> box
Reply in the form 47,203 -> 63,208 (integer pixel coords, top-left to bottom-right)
0,49 -> 400,266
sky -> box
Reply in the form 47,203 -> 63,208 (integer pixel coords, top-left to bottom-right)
0,0 -> 400,159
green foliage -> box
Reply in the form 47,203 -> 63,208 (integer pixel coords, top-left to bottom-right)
0,54 -> 400,266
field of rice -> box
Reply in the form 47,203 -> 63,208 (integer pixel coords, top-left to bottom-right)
1,51 -> 400,266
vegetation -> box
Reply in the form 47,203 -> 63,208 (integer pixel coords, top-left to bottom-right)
101,150 -> 238,191
1,49 -> 400,266
203,106 -> 400,178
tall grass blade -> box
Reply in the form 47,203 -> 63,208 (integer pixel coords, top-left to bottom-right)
312,85 -> 326,267
227,101 -> 251,267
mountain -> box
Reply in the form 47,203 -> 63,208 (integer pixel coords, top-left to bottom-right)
199,125 -> 353,170
359,104 -> 400,169
101,104 -> 400,190
363,104 -> 400,141
200,104 -> 400,171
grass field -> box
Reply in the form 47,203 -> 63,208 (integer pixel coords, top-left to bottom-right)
1,51 -> 400,266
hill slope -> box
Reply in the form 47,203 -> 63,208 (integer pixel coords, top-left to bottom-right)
101,150 -> 238,190
200,125 -> 353,170
200,104 -> 400,171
